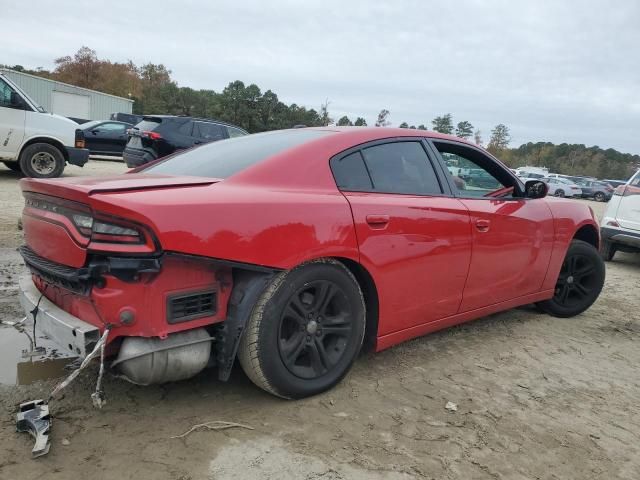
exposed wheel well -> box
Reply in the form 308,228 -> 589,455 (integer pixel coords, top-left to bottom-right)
20,138 -> 68,162
573,224 -> 599,250
333,257 -> 379,352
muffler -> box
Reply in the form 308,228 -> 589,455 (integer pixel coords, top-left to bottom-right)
113,328 -> 212,385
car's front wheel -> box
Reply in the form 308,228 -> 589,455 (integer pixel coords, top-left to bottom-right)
594,191 -> 606,202
536,240 -> 605,317
238,260 -> 366,399
554,189 -> 565,197
601,240 -> 616,261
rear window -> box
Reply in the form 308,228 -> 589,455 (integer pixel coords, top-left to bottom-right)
144,129 -> 334,179
134,119 -> 162,131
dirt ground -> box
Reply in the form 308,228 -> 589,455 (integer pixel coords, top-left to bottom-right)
0,161 -> 638,480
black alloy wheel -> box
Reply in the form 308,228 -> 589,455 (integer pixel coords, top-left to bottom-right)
537,240 -> 605,317
238,260 -> 366,399
278,280 -> 353,379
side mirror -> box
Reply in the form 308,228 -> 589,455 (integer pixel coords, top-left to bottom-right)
9,91 -> 26,109
525,180 -> 548,199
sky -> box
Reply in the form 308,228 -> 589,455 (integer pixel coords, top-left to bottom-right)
2,0 -> 639,154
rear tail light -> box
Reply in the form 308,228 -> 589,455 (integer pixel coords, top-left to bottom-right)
24,193 -> 158,253
142,131 -> 162,140
74,129 -> 85,149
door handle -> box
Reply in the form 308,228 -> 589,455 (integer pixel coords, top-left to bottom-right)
366,214 -> 390,229
475,219 -> 490,232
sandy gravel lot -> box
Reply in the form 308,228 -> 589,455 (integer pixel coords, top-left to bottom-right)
0,161 -> 638,480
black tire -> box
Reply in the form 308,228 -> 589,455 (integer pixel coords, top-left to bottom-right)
594,192 -> 605,202
19,143 -> 65,178
601,240 -> 616,262
2,161 -> 22,173
536,240 -> 605,318
238,259 -> 366,399
554,189 -> 565,197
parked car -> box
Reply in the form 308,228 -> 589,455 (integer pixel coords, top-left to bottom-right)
81,120 -> 133,158
540,177 -> 583,197
601,169 -> 640,260
110,112 -> 143,125
0,71 -> 89,177
123,115 -> 248,167
18,128 -> 604,399
573,179 -> 613,202
602,179 -> 628,189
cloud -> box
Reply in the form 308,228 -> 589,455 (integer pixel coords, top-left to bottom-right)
3,0 -> 638,153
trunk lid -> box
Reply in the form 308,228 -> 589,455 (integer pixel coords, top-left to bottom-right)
20,174 -> 220,267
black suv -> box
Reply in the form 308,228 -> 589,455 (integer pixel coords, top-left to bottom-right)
123,116 -> 248,167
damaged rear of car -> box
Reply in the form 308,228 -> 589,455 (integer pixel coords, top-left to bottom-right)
17,129 -> 346,390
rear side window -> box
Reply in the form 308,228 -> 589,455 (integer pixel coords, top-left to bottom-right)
144,129 -> 334,179
194,122 -> 226,141
331,151 -> 373,191
361,142 -> 442,195
177,120 -> 194,136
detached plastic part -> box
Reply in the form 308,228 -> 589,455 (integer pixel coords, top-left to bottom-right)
16,400 -> 51,458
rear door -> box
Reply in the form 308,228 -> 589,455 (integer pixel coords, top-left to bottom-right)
430,140 -> 555,312
616,171 -> 640,231
0,77 -> 26,160
331,139 -> 472,336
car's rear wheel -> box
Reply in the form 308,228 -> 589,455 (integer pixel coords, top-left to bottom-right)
554,189 -> 565,197
601,240 -> 617,261
594,191 -> 605,202
2,161 -> 22,173
238,259 -> 366,399
536,240 -> 605,318
19,143 -> 65,178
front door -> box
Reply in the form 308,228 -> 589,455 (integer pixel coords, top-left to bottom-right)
331,139 -> 472,336
0,77 -> 26,160
431,140 -> 555,312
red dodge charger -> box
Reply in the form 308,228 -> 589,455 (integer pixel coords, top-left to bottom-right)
18,128 -> 605,398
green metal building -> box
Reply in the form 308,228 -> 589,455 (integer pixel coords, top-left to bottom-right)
0,68 -> 133,121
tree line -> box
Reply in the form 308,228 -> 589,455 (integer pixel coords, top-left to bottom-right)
4,46 -> 637,179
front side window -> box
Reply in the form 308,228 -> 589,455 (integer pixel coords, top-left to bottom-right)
0,78 -> 16,108
99,122 -> 126,132
434,141 -> 515,197
227,126 -> 247,138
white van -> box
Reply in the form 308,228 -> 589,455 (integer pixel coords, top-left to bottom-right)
0,72 -> 89,178
601,169 -> 640,260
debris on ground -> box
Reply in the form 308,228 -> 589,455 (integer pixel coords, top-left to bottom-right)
445,401 -> 458,412
15,400 -> 51,458
170,421 -> 254,439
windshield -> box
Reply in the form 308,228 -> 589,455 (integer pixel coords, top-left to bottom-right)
144,129 -> 335,179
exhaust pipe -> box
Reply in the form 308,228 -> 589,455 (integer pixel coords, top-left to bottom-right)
113,328 -> 212,385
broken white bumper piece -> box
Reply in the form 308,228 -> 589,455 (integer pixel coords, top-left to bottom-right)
16,400 -> 51,458
18,275 -> 100,357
